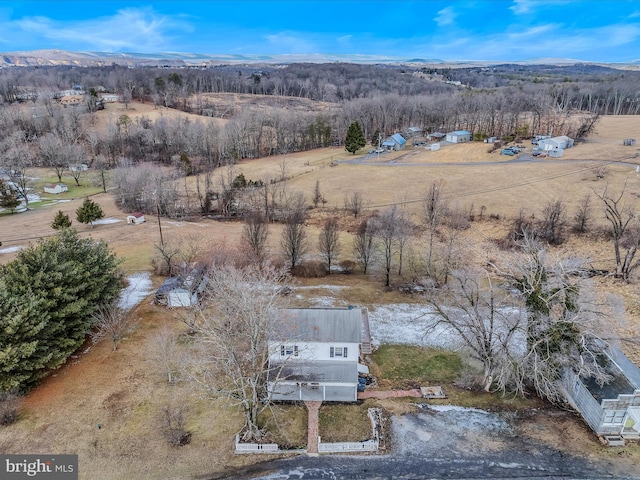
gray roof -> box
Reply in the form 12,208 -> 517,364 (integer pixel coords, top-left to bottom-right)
269,360 -> 358,384
271,308 -> 362,343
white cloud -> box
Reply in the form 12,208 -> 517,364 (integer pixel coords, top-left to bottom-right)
434,6 -> 456,27
264,32 -> 315,53
14,7 -> 191,52
510,0 -> 533,15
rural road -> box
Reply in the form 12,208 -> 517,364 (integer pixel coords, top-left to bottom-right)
212,405 -> 640,480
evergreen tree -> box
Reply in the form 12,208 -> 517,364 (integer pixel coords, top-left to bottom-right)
76,198 -> 104,227
51,210 -> 72,230
0,229 -> 123,393
344,121 -> 366,155
0,180 -> 21,214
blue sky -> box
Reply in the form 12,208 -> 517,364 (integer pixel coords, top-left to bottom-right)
1,1 -> 639,62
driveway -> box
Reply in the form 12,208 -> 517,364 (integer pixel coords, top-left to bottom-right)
211,405 -> 640,480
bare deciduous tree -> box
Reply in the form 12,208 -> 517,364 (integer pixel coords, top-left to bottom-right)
90,302 -> 137,351
281,192 -> 307,271
353,217 -> 376,274
594,182 -> 640,280
425,270 -> 524,392
189,265 -> 288,441
344,191 -> 366,218
540,198 -> 567,245
242,211 -> 269,266
147,326 -> 183,384
318,217 -> 340,273
492,234 -> 611,403
573,194 -> 592,233
423,180 -> 447,278
374,207 -> 399,287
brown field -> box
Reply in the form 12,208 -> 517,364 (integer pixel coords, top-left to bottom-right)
2,110 -> 640,478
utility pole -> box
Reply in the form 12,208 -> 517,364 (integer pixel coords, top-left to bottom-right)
154,191 -> 164,246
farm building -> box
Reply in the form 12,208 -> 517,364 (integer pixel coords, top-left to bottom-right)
126,212 -> 145,224
267,307 -> 371,402
44,183 -> 68,194
445,130 -> 472,143
405,126 -> 423,138
155,265 -> 207,308
561,344 -> 640,444
538,135 -> 574,151
427,132 -> 446,141
382,133 -> 407,151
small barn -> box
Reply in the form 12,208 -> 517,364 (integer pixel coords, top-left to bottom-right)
155,265 -> 208,308
127,212 -> 145,224
445,130 -> 472,143
427,132 -> 446,141
382,133 -> 407,151
44,183 -> 68,194
405,126 -> 423,138
538,135 -> 574,151
562,344 -> 640,444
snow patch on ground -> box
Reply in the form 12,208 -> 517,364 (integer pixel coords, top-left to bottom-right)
118,272 -> 154,310
93,217 -> 123,225
0,246 -> 23,254
369,304 -> 463,349
392,404 -> 513,456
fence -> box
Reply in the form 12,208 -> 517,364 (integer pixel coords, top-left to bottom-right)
318,439 -> 378,453
234,435 -> 279,454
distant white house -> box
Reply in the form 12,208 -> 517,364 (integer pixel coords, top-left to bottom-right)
445,130 -> 472,143
126,212 -> 145,224
100,94 -> 120,103
267,307 -> 369,402
69,164 -> 89,172
538,135 -> 574,151
44,183 -> 68,194
382,133 -> 407,151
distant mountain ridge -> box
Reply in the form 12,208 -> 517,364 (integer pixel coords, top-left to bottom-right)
0,49 -> 638,68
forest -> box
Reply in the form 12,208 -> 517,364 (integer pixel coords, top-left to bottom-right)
0,61 -> 636,220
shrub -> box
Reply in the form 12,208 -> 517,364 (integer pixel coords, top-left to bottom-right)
0,393 -> 22,426
339,260 -> 355,274
159,403 -> 191,447
291,260 -> 327,278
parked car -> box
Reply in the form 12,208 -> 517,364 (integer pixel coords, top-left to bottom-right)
500,148 -> 515,156
375,147 -> 385,153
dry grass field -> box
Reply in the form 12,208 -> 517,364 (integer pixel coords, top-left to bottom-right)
2,107 -> 640,479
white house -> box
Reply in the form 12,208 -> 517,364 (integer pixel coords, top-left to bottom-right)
562,344 -> 640,444
445,130 -> 472,143
126,212 -> 145,224
538,135 -> 574,152
44,183 -> 68,194
267,307 -> 368,402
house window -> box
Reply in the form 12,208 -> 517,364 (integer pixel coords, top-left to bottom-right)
330,346 -> 348,358
603,410 -> 626,425
280,345 -> 298,357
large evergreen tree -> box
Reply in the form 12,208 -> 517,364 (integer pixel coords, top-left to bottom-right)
76,198 -> 104,227
344,121 -> 366,155
0,229 -> 123,393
